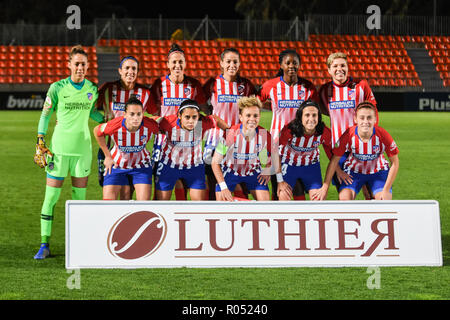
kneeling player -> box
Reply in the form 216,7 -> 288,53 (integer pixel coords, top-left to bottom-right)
93,96 -> 159,200
312,101 -> 399,201
278,100 -> 333,200
212,96 -> 292,201
155,99 -> 229,200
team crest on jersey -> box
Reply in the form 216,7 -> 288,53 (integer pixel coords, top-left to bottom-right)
372,145 -> 380,153
87,92 -> 93,100
313,141 -> 320,148
238,84 -> 245,95
348,90 -> 355,100
134,94 -> 141,100
184,87 -> 191,97
298,89 -> 305,99
140,135 -> 147,142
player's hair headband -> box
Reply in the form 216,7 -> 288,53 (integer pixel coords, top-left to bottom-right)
356,101 -> 376,111
178,104 -> 199,114
119,56 -> 139,69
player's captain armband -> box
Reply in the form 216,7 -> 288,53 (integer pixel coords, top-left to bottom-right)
99,123 -> 108,134
214,142 -> 228,156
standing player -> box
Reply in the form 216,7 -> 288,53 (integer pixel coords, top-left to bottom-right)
259,49 -> 319,200
96,56 -> 153,200
212,96 -> 292,201
33,45 -> 101,259
203,47 -> 257,200
312,101 -> 399,201
93,96 -> 159,200
278,100 -> 334,200
318,52 -> 378,199
150,43 -> 207,200
154,99 -> 229,201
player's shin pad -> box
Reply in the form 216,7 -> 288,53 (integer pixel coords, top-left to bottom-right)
34,136 -> 53,168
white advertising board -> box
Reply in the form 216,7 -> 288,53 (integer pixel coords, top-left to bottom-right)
65,200 -> 442,269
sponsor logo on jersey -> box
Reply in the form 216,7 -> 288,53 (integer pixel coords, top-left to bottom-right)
218,94 -> 240,103
234,152 -> 258,160
112,102 -> 126,111
290,145 -> 316,153
172,140 -> 200,147
329,100 -> 356,110
278,99 -> 303,108
118,145 -> 146,153
163,97 -> 186,107
353,153 -> 378,161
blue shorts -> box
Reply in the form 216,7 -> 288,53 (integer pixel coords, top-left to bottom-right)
215,168 -> 269,192
103,166 -> 153,186
282,162 -> 323,192
339,169 -> 391,195
155,162 -> 206,191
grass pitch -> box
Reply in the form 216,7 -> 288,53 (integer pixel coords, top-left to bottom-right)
0,110 -> 449,300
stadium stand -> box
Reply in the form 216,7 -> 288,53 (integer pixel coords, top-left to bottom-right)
0,46 -> 98,84
1,36 -> 449,87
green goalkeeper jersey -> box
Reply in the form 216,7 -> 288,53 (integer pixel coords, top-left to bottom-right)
38,77 -> 101,156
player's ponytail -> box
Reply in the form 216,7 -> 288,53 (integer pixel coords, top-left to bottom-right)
168,43 -> 185,59
124,95 -> 143,113
69,44 -> 88,61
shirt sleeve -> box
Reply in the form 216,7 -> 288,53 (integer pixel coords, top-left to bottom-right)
378,127 -> 399,157
37,82 -> 59,135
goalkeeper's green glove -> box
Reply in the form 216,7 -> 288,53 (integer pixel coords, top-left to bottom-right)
34,135 -> 53,168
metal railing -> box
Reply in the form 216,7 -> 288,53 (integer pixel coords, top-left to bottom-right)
2,14 -> 449,46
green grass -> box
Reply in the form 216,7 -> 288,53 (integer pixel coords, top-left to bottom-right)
0,110 -> 449,300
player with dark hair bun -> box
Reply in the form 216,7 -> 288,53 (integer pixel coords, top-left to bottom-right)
150,43 -> 207,200
33,45 -> 102,259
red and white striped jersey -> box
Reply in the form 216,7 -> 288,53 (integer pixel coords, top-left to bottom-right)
159,114 -> 216,169
279,126 -> 333,166
259,76 -> 319,141
150,75 -> 207,117
97,80 -> 152,121
203,75 -> 256,146
97,116 -> 159,169
333,125 -> 399,174
319,77 -> 377,146
216,124 -> 272,177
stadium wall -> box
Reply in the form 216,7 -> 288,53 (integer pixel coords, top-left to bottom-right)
2,85 -> 449,112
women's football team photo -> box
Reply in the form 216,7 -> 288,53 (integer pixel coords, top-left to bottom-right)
32,44 -> 399,259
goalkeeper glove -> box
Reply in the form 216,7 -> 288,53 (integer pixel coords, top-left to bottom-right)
34,135 -> 53,168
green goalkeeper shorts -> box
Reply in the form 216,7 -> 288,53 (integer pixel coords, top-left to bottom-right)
45,152 -> 92,179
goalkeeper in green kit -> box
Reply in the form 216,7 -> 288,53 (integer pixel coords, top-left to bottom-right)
33,45 -> 103,259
